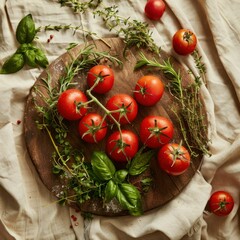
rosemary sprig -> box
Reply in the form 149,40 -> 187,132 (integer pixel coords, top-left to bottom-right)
135,52 -> 210,157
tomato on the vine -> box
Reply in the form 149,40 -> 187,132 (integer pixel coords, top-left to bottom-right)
87,65 -> 114,94
105,94 -> 138,125
105,130 -> 139,162
144,0 -> 166,21
134,75 -> 164,106
157,143 -> 190,175
208,191 -> 234,216
78,113 -> 107,143
57,89 -> 88,121
139,116 -> 174,148
172,29 -> 197,55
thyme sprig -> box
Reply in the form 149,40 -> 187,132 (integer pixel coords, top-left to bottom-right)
58,0 -> 103,13
191,49 -> 207,84
94,6 -> 160,55
135,52 -> 210,157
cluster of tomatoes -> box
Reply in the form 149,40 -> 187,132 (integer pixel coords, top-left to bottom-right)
57,64 -> 191,176
145,0 -> 235,217
145,0 -> 197,56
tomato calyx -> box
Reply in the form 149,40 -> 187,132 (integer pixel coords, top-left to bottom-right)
74,100 -> 88,113
113,102 -> 133,124
81,118 -> 107,143
166,142 -> 189,167
183,31 -> 194,44
147,119 -> 170,144
109,138 -> 130,159
212,198 -> 234,214
89,71 -> 110,85
134,82 -> 153,97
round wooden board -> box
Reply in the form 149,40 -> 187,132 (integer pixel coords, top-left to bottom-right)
24,37 -> 204,216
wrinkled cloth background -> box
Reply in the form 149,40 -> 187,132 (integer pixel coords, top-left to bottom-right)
0,0 -> 240,239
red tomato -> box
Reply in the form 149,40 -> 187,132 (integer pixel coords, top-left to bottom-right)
140,116 -> 173,148
57,89 -> 88,120
106,130 -> 139,162
144,0 -> 166,21
157,143 -> 190,175
208,191 -> 234,216
87,65 -> 114,94
78,113 -> 107,143
105,94 -> 138,125
172,29 -> 197,55
134,75 -> 164,106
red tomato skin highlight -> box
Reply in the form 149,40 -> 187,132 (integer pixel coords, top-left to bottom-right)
157,143 -> 190,176
144,0 -> 166,21
87,65 -> 114,94
105,130 -> 139,163
57,89 -> 88,121
134,75 -> 164,106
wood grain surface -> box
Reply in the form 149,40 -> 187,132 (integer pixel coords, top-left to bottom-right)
24,38 -> 204,216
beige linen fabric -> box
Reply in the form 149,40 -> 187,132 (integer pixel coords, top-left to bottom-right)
0,0 -> 239,239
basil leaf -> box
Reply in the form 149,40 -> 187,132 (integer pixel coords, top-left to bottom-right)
114,169 -> 128,183
116,183 -> 142,216
0,53 -> 25,74
35,48 -> 49,68
128,149 -> 155,176
24,49 -> 38,67
104,180 -> 118,203
16,14 -> 36,44
91,151 -> 116,181
16,43 -> 31,54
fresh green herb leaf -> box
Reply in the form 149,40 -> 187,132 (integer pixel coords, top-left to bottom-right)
116,183 -> 142,216
24,49 -> 38,67
104,179 -> 118,203
16,14 -> 36,44
0,53 -> 25,74
128,148 -> 155,176
113,169 -> 128,183
91,151 -> 116,181
35,48 -> 49,68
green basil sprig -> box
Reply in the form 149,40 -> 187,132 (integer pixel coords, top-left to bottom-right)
0,14 -> 48,74
91,151 -> 143,216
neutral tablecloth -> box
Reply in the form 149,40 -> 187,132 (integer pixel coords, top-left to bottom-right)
0,0 -> 240,239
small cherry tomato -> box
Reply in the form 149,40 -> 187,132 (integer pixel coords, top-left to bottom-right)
172,29 -> 197,55
87,65 -> 114,94
208,191 -> 234,216
105,94 -> 138,125
140,115 -> 174,148
106,130 -> 139,162
157,143 -> 190,175
78,113 -> 107,143
144,0 -> 166,21
57,89 -> 88,120
134,75 -> 164,106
